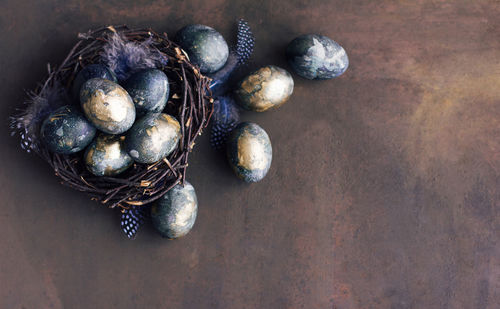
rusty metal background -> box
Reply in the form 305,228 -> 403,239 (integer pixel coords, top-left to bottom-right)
0,1 -> 499,308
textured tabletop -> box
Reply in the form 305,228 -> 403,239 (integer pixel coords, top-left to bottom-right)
1,1 -> 499,308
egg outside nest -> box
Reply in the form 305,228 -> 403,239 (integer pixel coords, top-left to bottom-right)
226,122 -> 272,183
286,34 -> 349,80
151,181 -> 198,239
175,24 -> 229,74
234,65 -> 294,112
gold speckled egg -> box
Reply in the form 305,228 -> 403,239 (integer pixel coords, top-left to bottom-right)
80,78 -> 136,134
84,134 -> 133,176
234,65 -> 294,112
226,122 -> 272,182
125,113 -> 181,164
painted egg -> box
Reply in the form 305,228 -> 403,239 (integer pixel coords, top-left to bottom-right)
71,64 -> 117,98
175,24 -> 229,74
80,78 -> 136,134
286,34 -> 349,80
234,65 -> 294,112
84,134 -> 133,176
40,105 -> 96,154
226,122 -> 272,182
125,113 -> 181,164
123,69 -> 169,115
151,181 -> 198,239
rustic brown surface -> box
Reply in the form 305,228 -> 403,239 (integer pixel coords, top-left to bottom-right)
0,1 -> 499,308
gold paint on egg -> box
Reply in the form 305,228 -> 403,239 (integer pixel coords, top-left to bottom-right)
235,65 -> 294,112
80,78 -> 136,134
84,134 -> 133,176
162,113 -> 181,130
237,131 -> 269,170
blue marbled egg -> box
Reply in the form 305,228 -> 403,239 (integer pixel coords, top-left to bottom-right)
286,34 -> 349,80
125,113 -> 181,164
84,134 -> 133,176
175,24 -> 229,74
226,122 -> 272,182
123,69 -> 169,115
151,181 -> 198,239
40,105 -> 96,154
234,65 -> 294,112
80,78 -> 136,134
71,64 -> 117,98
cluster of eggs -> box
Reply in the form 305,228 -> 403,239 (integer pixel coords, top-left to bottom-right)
40,62 -> 194,238
41,65 -> 177,172
175,25 -> 348,184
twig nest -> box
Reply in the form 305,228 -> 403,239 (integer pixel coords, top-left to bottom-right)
84,134 -> 133,176
151,181 -> 198,239
40,105 -> 96,154
234,65 -> 294,112
123,69 -> 169,115
175,24 -> 229,74
125,113 -> 181,164
286,34 -> 348,80
80,78 -> 136,134
226,122 -> 272,182
12,26 -> 212,209
71,64 -> 117,99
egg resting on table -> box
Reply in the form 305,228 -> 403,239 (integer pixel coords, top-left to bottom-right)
175,24 -> 229,74
71,64 -> 117,99
80,78 -> 136,134
286,34 -> 349,80
123,69 -> 169,115
84,134 -> 133,176
226,122 -> 272,182
151,181 -> 198,239
40,105 -> 96,154
125,113 -> 181,164
234,65 -> 294,112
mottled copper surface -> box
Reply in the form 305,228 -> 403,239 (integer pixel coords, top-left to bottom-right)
0,1 -> 498,308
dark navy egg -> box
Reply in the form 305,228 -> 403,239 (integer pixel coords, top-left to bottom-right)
234,65 -> 294,112
151,181 -> 198,239
80,78 -> 136,134
123,69 -> 169,115
286,34 -> 349,80
125,113 -> 181,164
71,64 -> 117,98
84,134 -> 133,176
175,24 -> 229,74
226,122 -> 272,182
40,105 -> 96,154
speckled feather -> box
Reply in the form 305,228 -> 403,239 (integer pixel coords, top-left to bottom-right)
210,96 -> 241,150
121,206 -> 148,239
209,20 -> 254,150
208,19 -> 255,96
10,81 -> 70,152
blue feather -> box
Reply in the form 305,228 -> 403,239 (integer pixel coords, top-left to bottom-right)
210,96 -> 240,150
101,33 -> 168,82
121,205 -> 148,239
208,19 -> 255,96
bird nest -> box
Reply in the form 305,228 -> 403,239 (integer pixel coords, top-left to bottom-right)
11,25 -> 213,209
